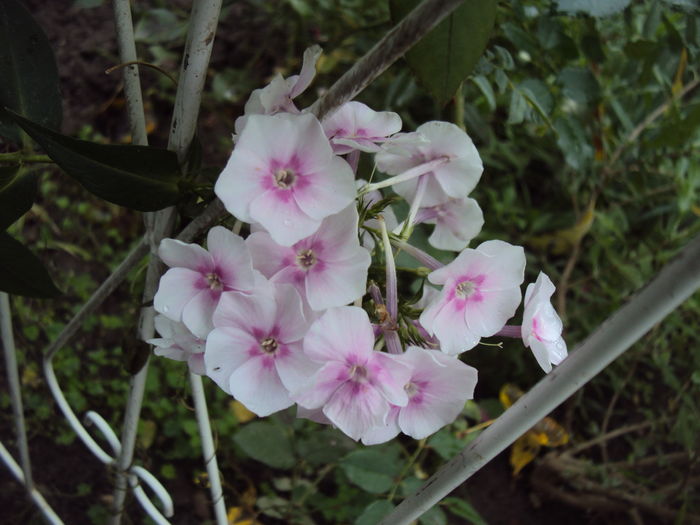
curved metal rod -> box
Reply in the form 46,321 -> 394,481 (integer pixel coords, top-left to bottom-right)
131,465 -> 175,518
84,411 -> 122,457
0,440 -> 64,525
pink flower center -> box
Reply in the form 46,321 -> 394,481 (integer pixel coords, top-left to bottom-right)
348,364 -> 369,383
455,279 -> 477,298
296,249 -> 317,270
274,168 -> 297,189
206,272 -> 223,290
260,337 -> 279,354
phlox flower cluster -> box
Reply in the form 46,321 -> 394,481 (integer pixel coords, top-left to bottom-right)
149,48 -> 569,443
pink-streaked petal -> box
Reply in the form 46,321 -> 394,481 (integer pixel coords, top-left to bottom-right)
529,339 -> 554,373
182,289 -> 219,339
393,172 -> 449,208
303,306 -> 375,363
289,45 -> 322,98
153,314 -> 176,339
275,341 -> 319,394
370,353 -> 411,407
296,405 -> 332,425
418,290 -> 452,336
246,231 -> 294,279
229,356 -> 293,416
152,344 -> 187,362
153,268 -> 204,321
465,287 -> 522,337
292,156 -> 355,221
187,353 -> 206,375
293,361 -> 348,409
212,290 -> 276,335
324,382 -> 389,441
206,226 -> 255,292
361,406 -> 401,445
426,197 -> 484,252
273,284 -> 309,342
158,238 -> 213,272
474,240 -> 526,291
250,189 -> 321,247
215,146 -> 269,223
205,327 -> 259,394
432,301 -> 481,354
332,137 -> 382,154
433,156 -> 482,198
305,249 -> 370,310
307,205 -> 361,259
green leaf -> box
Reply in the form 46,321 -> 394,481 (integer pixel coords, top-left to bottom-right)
2,109 -> 181,211
554,116 -> 594,171
0,232 -> 61,298
339,444 -> 402,494
419,506 -> 447,525
427,428 -> 464,460
0,0 -> 62,142
354,500 -> 395,525
556,0 -> 631,17
0,165 -> 37,229
649,103 -> 700,148
390,0 -> 497,107
233,421 -> 295,469
558,67 -> 600,107
471,76 -> 496,111
443,497 -> 488,525
295,428 -> 356,466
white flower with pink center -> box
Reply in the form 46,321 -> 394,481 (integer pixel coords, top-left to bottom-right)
246,205 -> 371,311
148,315 -> 206,375
205,283 -> 317,417
216,113 -> 356,246
375,121 -> 483,207
321,101 -> 402,154
362,347 -> 478,444
234,45 -> 322,137
153,226 -> 256,339
293,307 -> 412,441
522,272 -> 568,373
414,196 -> 484,251
420,240 -> 526,355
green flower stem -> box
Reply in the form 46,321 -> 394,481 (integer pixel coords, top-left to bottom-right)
379,234 -> 700,525
0,152 -> 52,163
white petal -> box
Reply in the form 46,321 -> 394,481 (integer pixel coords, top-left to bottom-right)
158,238 -> 212,271
303,306 -> 375,363
230,356 -> 293,416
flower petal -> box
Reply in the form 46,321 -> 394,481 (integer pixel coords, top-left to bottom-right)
207,226 -> 255,292
205,327 -> 259,394
303,306 -> 375,363
230,355 -> 293,416
153,267 -> 203,321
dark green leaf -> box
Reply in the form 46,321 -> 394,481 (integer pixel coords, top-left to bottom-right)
233,421 -> 295,469
557,67 -> 600,106
427,428 -> 464,460
519,78 -> 554,117
0,0 -> 62,142
443,497 -> 488,525
554,116 -> 594,171
649,103 -> 700,148
419,506 -> 447,525
3,109 -> 181,211
0,231 -> 61,298
556,0 -> 631,17
354,500 -> 395,525
295,428 -> 356,466
339,444 -> 402,494
390,0 -> 497,107
0,165 -> 37,229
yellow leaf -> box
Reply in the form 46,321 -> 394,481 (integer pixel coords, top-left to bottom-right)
527,198 -> 596,255
230,400 -> 256,423
692,205 -> 700,217
672,48 -> 688,96
531,417 -> 569,447
138,420 -> 157,450
499,383 -> 524,409
21,366 -> 40,388
510,434 -> 540,476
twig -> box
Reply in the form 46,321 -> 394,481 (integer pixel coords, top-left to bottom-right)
599,359 -> 638,464
379,234 -> 700,525
564,420 -> 656,457
309,0 -> 467,119
105,61 -> 178,87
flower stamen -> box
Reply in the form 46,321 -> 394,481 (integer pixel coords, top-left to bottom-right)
296,249 -> 317,270
260,337 -> 279,354
206,272 -> 223,291
274,168 -> 297,189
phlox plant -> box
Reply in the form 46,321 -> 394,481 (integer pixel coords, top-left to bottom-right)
150,48 -> 568,444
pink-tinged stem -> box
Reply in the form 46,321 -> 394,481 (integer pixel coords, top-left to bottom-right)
385,331 -> 403,355
364,157 -> 448,193
392,240 -> 444,271
380,217 -> 399,321
495,325 -> 522,338
346,150 -> 360,174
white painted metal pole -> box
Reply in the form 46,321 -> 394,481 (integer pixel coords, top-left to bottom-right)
379,234 -> 700,525
1,293 -> 34,490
